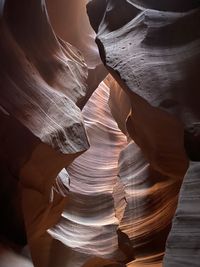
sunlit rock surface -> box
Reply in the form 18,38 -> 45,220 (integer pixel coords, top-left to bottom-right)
118,142 -> 181,266
46,0 -> 100,69
48,79 -> 128,266
48,76 -> 182,267
1,0 -> 200,266
0,245 -> 33,267
106,75 -> 131,136
46,0 -> 108,108
0,0 -> 90,266
87,0 -> 193,178
87,0 -> 200,266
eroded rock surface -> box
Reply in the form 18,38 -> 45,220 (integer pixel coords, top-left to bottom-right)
87,0 -> 200,266
0,245 -> 33,267
46,0 -> 108,108
87,0 -> 196,178
118,142 -> 181,265
0,0 -> 90,265
1,0 -> 200,266
164,161 -> 200,267
48,79 -> 128,266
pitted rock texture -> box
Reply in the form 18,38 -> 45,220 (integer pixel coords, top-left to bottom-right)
1,0 -> 200,266
87,0 -> 199,178
87,0 -> 200,266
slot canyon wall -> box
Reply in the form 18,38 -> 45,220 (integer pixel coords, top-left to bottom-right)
0,0 -> 200,266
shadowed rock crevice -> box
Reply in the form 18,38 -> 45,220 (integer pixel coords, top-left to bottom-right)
87,0 -> 200,266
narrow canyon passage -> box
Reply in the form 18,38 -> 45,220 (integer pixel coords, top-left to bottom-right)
1,0 -> 200,266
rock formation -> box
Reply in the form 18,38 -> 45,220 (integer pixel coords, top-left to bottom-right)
1,0 -> 200,266
48,79 -> 128,266
46,0 -> 108,108
87,0 -> 200,266
0,245 -> 33,267
0,0 -> 90,266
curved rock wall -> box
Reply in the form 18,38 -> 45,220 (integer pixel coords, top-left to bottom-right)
0,0 -> 90,266
87,0 -> 200,266
48,79 -> 128,266
1,0 -> 200,266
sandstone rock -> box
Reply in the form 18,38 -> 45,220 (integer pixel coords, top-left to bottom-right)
106,75 -> 131,136
118,141 -> 181,264
2,0 -> 200,266
87,0 -> 200,178
46,0 -> 108,108
87,1 -> 200,266
0,0 -> 90,265
164,161 -> 200,267
0,245 -> 33,267
48,79 -> 128,266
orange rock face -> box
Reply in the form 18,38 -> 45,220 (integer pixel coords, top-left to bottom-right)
87,1 -> 200,266
1,0 -> 200,267
0,0 -> 89,266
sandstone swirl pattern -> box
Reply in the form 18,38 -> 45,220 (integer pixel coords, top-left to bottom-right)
1,0 -> 200,266
0,0 -> 89,266
48,80 -> 128,266
87,0 -> 200,266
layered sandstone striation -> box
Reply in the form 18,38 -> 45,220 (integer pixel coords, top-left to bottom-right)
87,0 -> 200,266
46,0 -> 108,108
0,0 -> 90,266
1,0 -> 200,266
48,79 -> 128,266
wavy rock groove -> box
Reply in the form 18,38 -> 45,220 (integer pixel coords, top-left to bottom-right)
87,0 -> 200,266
